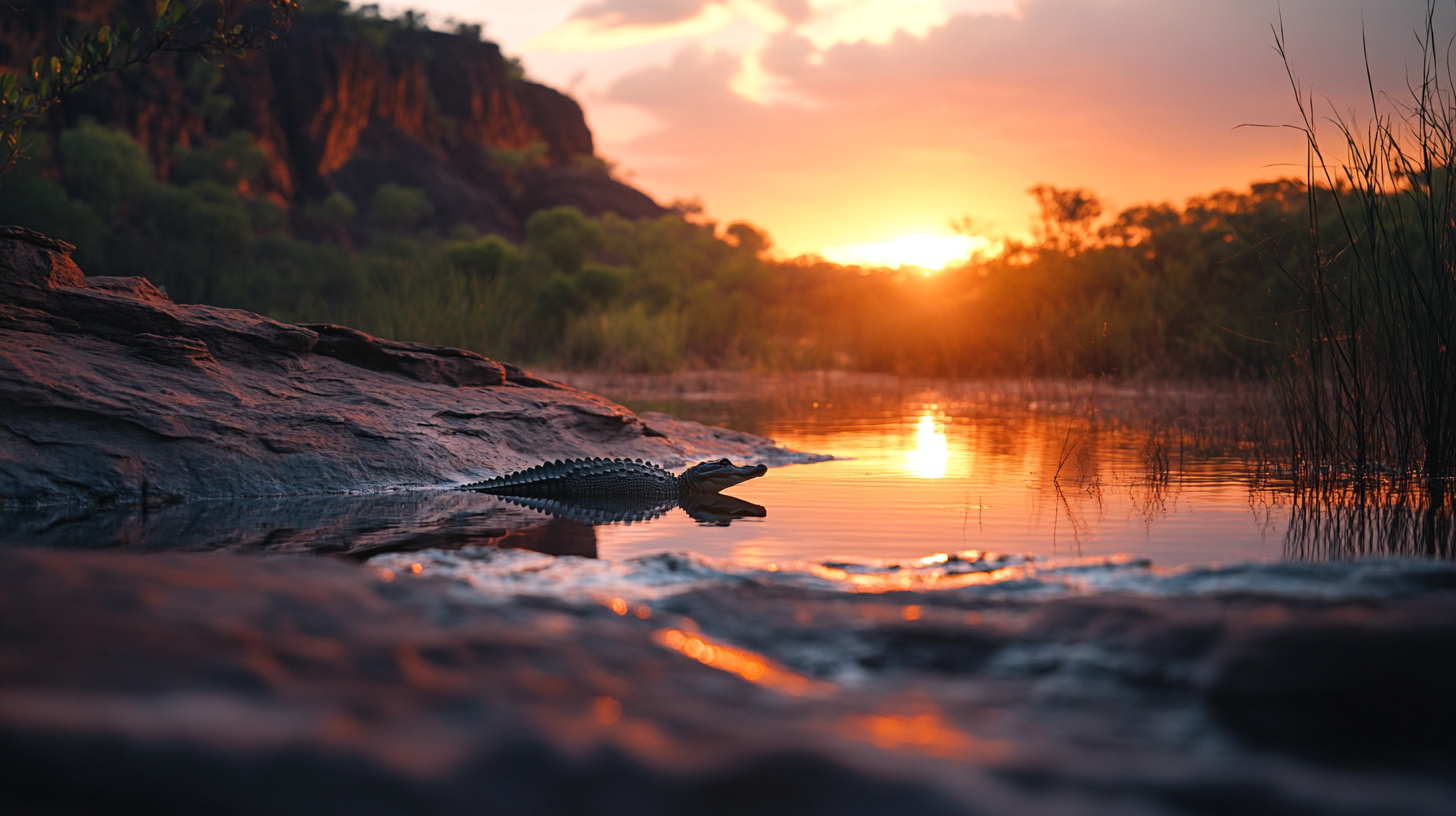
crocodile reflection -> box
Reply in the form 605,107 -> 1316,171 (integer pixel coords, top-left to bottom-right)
491,491 -> 767,527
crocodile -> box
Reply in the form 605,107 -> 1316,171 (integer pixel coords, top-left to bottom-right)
461,457 -> 768,525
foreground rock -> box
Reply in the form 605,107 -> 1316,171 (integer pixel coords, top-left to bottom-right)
0,228 -> 821,509
2,549 -> 1453,815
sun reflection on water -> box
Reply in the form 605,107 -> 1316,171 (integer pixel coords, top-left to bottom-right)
905,413 -> 949,479
592,383 -> 1290,567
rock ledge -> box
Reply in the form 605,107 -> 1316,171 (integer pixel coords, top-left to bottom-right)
0,230 -> 821,508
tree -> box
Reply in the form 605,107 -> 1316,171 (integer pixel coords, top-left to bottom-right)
367,183 -> 434,232
0,0 -> 298,177
526,206 -> 602,275
1029,184 -> 1103,254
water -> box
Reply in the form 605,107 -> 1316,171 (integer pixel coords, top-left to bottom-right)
6,376 -> 1456,813
499,374 -> 1277,566
9,373 -> 1448,563
596,406 -> 1284,566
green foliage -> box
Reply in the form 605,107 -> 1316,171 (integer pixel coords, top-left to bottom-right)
726,222 -> 770,255
246,197 -> 288,234
303,191 -> 356,229
58,119 -> 155,218
571,153 -> 615,176
446,234 -> 521,280
488,141 -> 549,186
367,184 -> 434,232
0,163 -> 108,270
122,181 -> 256,303
526,206 -> 602,275
173,132 -> 268,187
182,58 -> 233,128
0,120 -> 1330,380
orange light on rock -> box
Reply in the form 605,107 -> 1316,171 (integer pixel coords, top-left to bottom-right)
609,597 -> 629,615
592,696 -> 622,726
841,712 -> 1012,761
653,628 -> 833,696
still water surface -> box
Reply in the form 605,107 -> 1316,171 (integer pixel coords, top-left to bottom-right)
571,377 -> 1289,567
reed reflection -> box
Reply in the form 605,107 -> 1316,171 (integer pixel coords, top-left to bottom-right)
1284,481 -> 1454,560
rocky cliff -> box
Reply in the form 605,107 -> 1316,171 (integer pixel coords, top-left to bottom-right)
0,1 -> 663,240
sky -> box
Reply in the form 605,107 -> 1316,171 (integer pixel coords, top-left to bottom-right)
377,0 -> 1451,263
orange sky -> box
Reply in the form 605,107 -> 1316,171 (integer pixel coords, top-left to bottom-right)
390,1 -> 1443,261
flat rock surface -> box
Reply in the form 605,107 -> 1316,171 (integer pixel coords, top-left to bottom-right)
0,229 -> 822,509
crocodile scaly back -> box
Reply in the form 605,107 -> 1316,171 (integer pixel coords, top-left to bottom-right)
462,457 -> 679,499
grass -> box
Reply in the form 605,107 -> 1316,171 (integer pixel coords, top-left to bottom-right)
1272,1 -> 1456,486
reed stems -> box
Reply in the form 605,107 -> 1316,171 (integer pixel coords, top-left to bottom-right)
1273,1 -> 1456,489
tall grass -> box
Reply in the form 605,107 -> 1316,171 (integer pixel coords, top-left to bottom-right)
1273,2 -> 1456,489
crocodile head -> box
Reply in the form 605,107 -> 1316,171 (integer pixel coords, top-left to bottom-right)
678,458 -> 768,494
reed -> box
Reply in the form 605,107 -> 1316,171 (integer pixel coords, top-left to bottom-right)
1283,480 -> 1454,560
1272,1 -> 1456,485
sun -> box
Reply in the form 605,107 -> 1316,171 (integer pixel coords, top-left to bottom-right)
820,233 -> 994,272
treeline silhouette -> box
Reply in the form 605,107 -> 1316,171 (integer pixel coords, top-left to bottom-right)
2,119 -> 1327,377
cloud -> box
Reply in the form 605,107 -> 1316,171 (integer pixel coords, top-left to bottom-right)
609,46 -> 755,122
772,0 -> 811,25
572,0 -> 718,26
587,0 -> 1446,253
535,0 -> 976,58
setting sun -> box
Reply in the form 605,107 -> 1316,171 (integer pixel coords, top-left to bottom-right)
820,233 -> 993,271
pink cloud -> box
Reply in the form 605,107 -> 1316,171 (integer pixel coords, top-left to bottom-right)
592,0 -> 1445,254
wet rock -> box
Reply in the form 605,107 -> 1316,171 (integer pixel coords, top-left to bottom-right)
3,550 -> 1455,814
302,324 -> 507,388
0,550 -> 974,816
0,231 -> 821,508
1200,599 -> 1456,766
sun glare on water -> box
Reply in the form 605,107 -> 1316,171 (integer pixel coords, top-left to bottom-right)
821,233 -> 993,272
905,413 -> 950,479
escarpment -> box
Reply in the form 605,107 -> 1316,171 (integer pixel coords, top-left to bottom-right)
0,1 -> 663,240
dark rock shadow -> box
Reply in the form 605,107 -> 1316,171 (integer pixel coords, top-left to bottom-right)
0,491 -> 597,559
